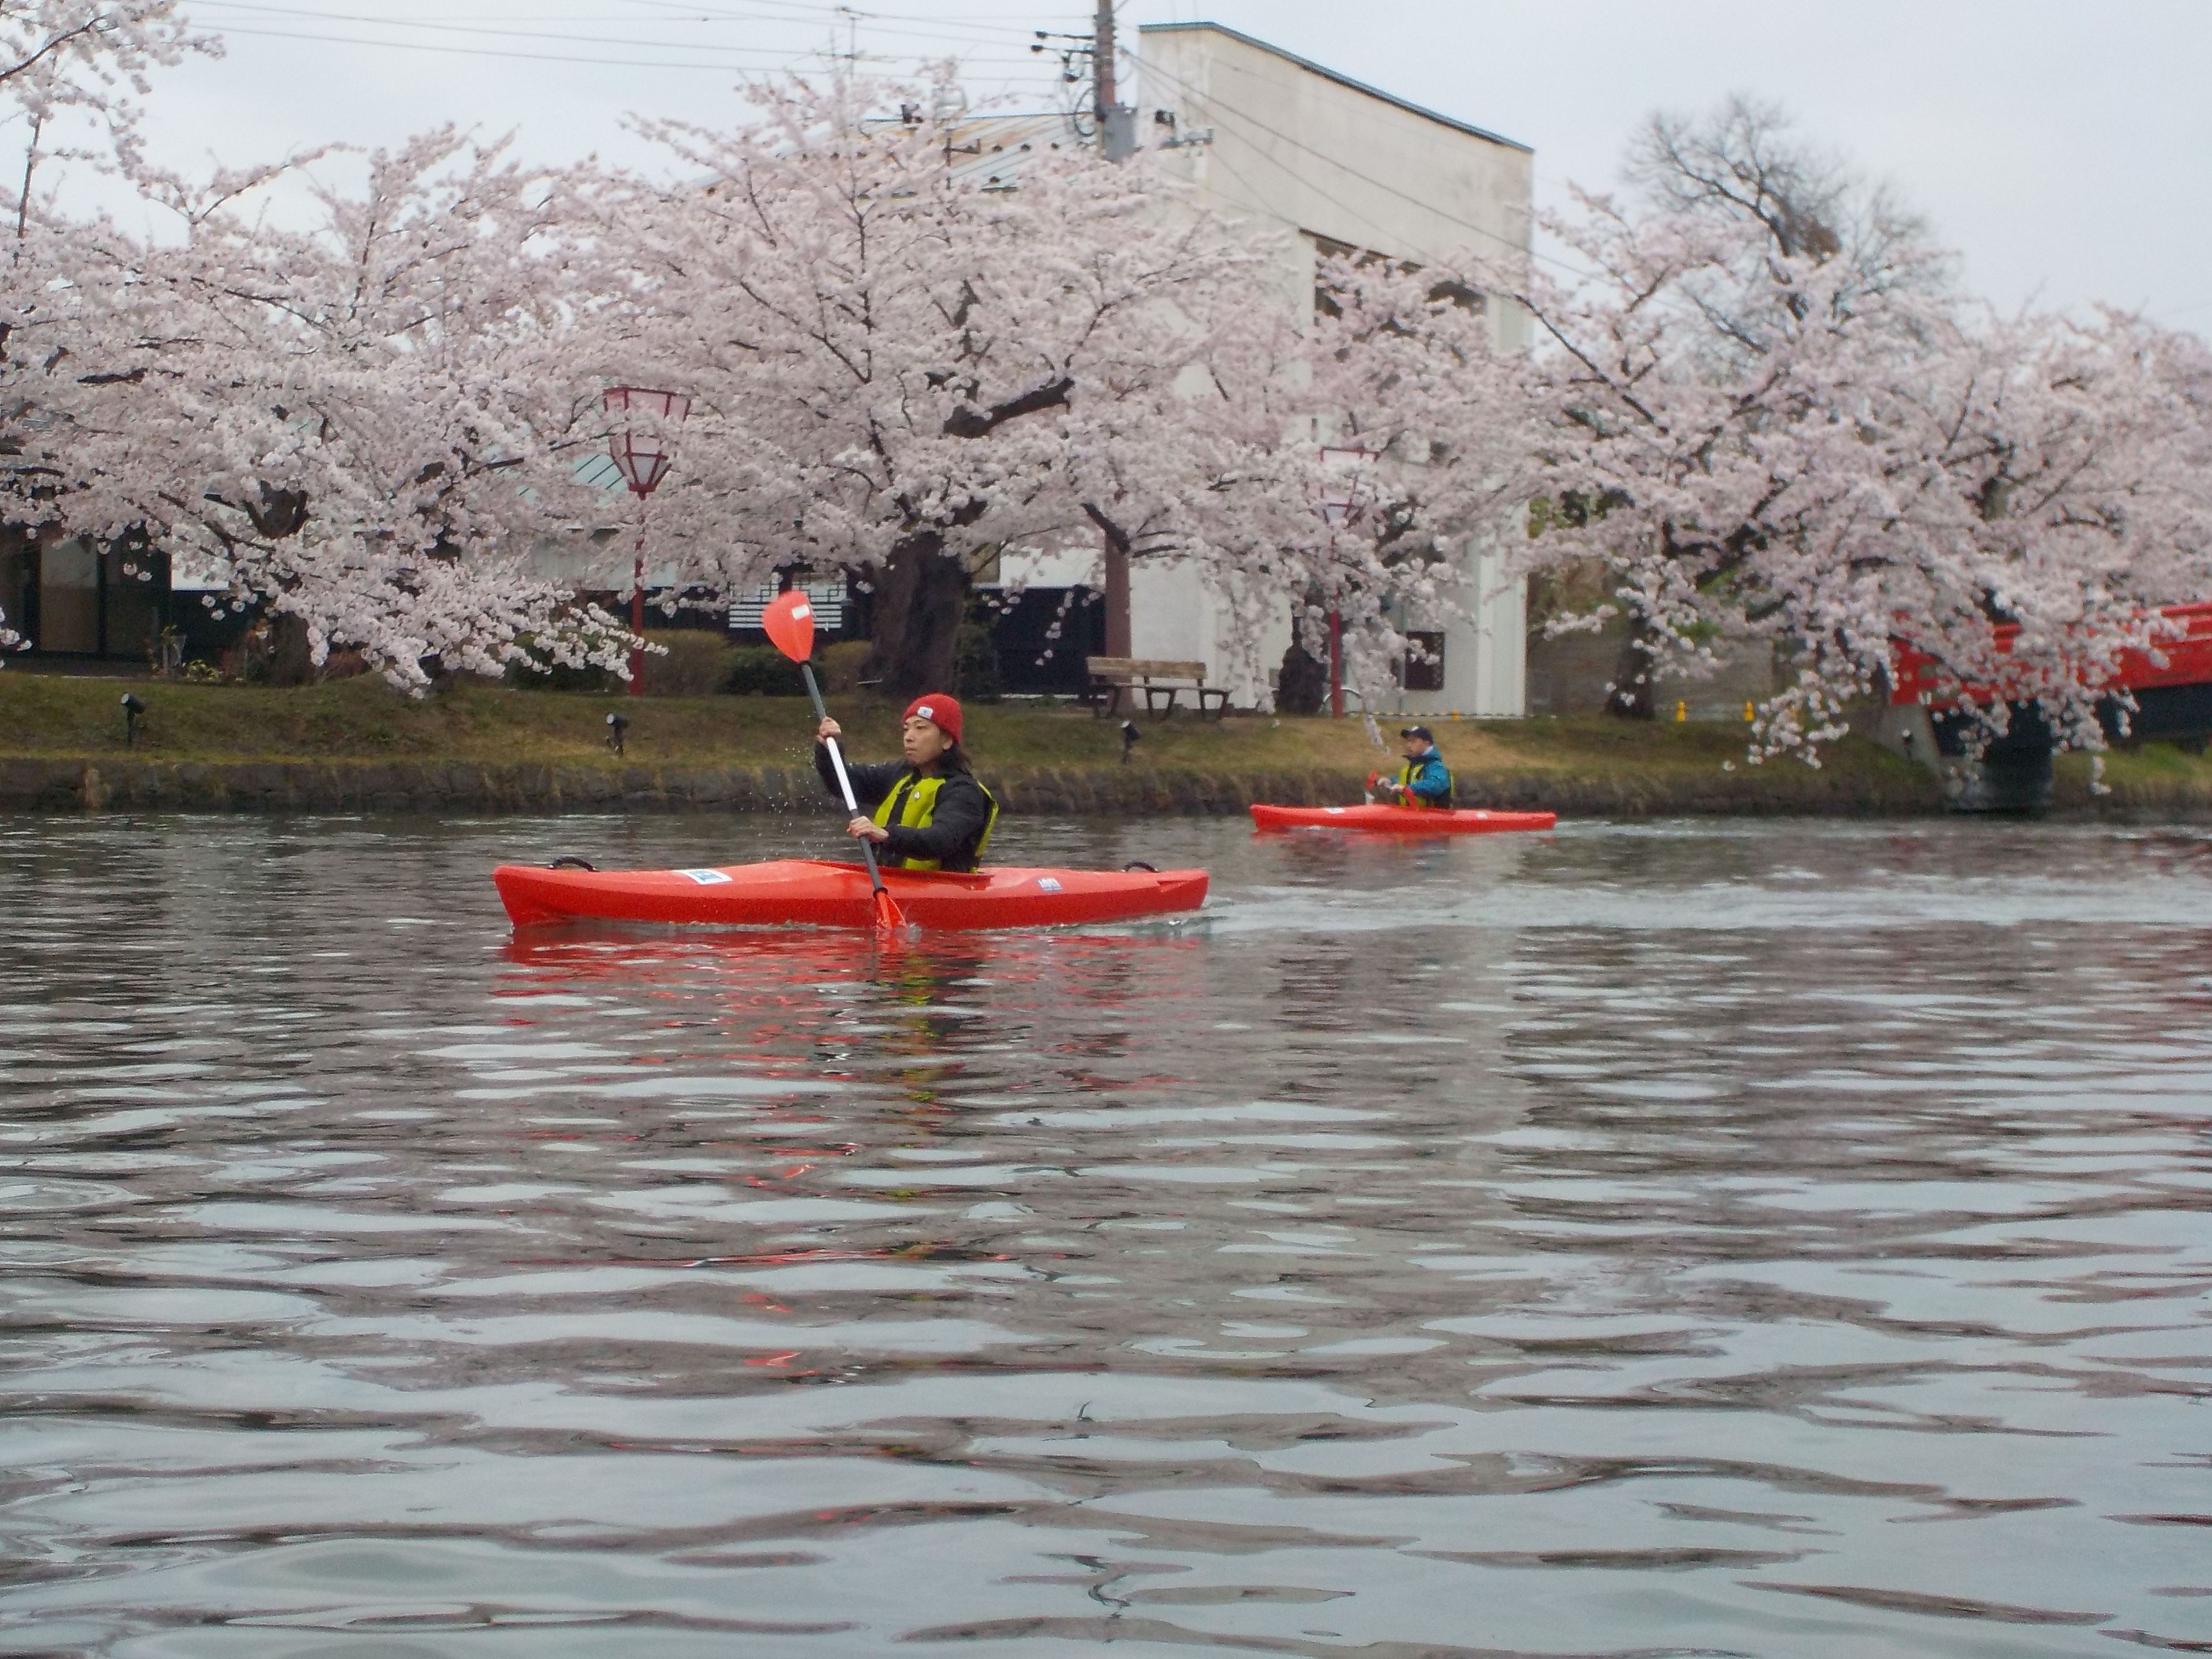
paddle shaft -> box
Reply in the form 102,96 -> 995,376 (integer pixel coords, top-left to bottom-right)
801,664 -> 891,897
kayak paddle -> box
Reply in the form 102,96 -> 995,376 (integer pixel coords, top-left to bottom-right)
763,590 -> 906,933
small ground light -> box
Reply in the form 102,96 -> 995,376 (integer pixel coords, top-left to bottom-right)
120,693 -> 146,746
1120,719 -> 1140,764
1675,700 -> 1688,722
1745,701 -> 1756,722
606,710 -> 629,757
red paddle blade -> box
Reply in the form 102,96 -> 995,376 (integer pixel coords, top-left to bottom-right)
873,885 -> 907,933
762,590 -> 816,663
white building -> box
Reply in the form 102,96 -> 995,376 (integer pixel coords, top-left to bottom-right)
1099,23 -> 1535,717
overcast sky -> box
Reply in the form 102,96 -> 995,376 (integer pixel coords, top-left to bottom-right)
118,1 -> 2211,327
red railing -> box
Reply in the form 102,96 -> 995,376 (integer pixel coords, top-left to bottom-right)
1890,602 -> 2212,707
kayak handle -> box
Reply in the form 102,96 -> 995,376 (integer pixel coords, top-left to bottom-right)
1122,860 -> 1158,872
549,855 -> 597,870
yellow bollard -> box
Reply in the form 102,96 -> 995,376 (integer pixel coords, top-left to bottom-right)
1674,700 -> 1687,722
1744,700 -> 1755,722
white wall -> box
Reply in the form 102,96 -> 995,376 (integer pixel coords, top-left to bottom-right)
1137,23 -> 1532,340
1135,23 -> 1535,716
1391,546 -> 1528,718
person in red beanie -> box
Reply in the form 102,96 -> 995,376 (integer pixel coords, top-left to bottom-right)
814,693 -> 1000,873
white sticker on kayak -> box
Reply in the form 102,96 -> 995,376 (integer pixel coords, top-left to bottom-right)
1325,807 -> 1347,815
677,868 -> 733,884
1036,876 -> 1063,892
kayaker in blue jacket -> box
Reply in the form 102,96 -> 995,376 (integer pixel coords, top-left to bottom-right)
1373,725 -> 1453,809
815,692 -> 1000,873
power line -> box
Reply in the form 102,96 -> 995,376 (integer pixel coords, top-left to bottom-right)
194,0 -> 1038,54
1137,48 -> 1577,276
1198,136 -> 1447,272
196,3 -> 882,57
210,22 -> 838,69
617,0 -> 1075,28
617,0 -> 1046,39
194,2 -> 1063,77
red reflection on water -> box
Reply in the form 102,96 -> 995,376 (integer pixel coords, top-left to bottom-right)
492,924 -> 1210,1128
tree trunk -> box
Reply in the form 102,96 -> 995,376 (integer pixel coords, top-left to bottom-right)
1102,542 -> 1130,657
266,613 -> 317,687
1082,502 -> 1133,658
1276,637 -> 1327,716
1606,610 -> 1657,719
859,530 -> 968,700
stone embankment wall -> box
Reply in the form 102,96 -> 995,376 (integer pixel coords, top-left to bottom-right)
0,758 -> 1364,817
0,756 -> 1948,817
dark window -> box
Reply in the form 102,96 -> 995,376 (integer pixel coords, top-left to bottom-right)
981,586 -> 1105,694
1310,231 -> 1484,319
1402,631 -> 1446,692
39,537 -> 100,653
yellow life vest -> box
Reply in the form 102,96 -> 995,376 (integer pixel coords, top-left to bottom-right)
870,770 -> 1000,871
1393,755 -> 1453,809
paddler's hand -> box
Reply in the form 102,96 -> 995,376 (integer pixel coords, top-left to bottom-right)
817,717 -> 842,742
847,816 -> 890,844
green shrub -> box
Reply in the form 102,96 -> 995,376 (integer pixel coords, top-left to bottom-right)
505,652 -> 617,693
641,629 -> 728,697
719,645 -> 807,696
819,638 -> 872,693
504,628 -> 623,692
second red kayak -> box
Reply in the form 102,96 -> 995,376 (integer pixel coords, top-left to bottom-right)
1251,803 -> 1556,834
496,858 -> 1208,931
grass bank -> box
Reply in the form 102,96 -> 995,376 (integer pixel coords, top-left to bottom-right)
0,667 -> 1966,816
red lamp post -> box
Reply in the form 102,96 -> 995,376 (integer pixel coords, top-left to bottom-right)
604,386 -> 691,696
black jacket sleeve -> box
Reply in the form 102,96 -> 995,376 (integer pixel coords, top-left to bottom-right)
878,773 -> 990,870
815,742 -> 906,811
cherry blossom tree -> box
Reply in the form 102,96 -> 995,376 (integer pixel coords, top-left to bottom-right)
0,1 -> 215,657
1503,97 -> 2212,759
577,76 -> 1526,702
1254,249 -> 1529,707
572,76 -> 1291,696
6,131 -> 634,686
1049,241 -> 1531,710
1,1 -> 212,199
0,57 -> 1539,700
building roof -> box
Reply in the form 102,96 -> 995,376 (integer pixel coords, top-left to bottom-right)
1137,22 -> 1531,155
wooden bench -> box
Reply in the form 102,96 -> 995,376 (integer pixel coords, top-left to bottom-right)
1084,656 -> 1229,720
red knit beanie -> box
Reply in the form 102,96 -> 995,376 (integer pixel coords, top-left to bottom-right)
902,692 -> 962,744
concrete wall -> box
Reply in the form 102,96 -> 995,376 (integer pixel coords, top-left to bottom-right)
1136,23 -> 1535,715
1388,544 -> 1526,719
1526,626 -> 1782,721
1136,23 -> 1532,328
0,752 -> 1963,818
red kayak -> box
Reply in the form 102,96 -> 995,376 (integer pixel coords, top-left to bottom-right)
495,858 -> 1208,931
1251,803 -> 1556,834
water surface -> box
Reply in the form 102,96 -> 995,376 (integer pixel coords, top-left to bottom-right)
3,811 -> 2209,1656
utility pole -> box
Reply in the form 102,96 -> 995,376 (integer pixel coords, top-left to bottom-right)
1094,1 -> 1113,114
1094,2 -> 1135,655
1093,2 -> 1135,160
1093,3 -> 1115,148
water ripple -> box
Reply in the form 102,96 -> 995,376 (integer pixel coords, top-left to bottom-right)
1,813 -> 2208,1656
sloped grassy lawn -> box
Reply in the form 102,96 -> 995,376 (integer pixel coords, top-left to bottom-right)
1,666 -> 1941,794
